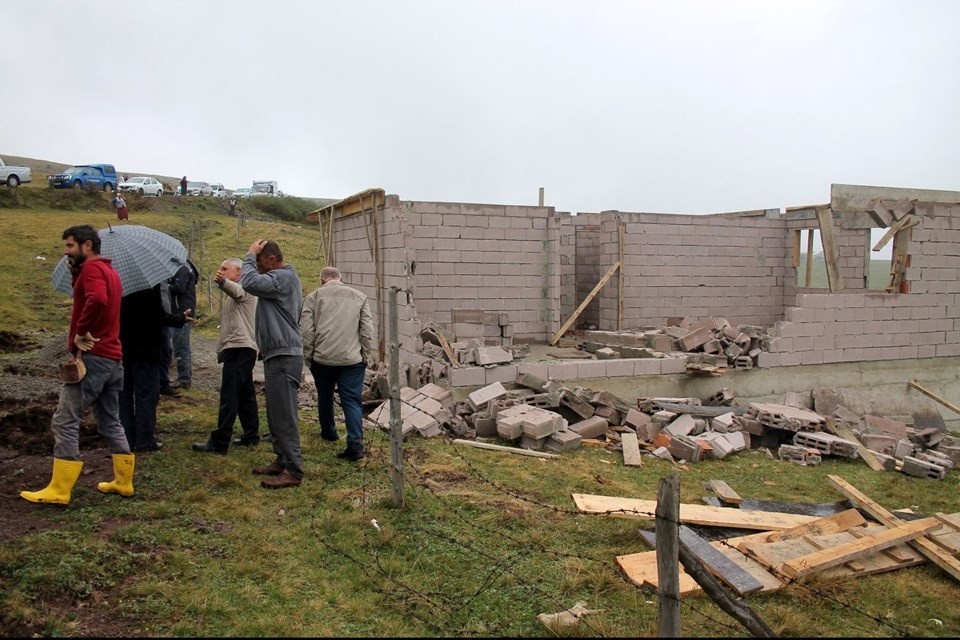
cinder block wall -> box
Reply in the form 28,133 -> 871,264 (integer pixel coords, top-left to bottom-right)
574,214 -> 603,328
594,210 -> 790,329
763,202 -> 960,367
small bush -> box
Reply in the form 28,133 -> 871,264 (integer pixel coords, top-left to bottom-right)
0,187 -> 26,209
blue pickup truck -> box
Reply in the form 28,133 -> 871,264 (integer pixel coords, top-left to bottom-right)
48,164 -> 119,191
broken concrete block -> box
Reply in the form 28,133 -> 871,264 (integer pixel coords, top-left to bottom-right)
894,439 -> 914,459
663,414 -> 696,437
691,418 -> 708,436
901,456 -> 946,480
858,433 -> 897,456
724,431 -> 750,452
520,434 -> 549,450
679,326 -> 712,351
666,434 -> 702,463
545,429 -> 582,452
652,410 -> 678,427
935,444 -> 960,465
650,334 -> 674,352
919,450 -> 954,472
569,416 -> 610,439
522,408 -> 565,439
468,381 -> 508,411
596,347 -> 621,360
406,410 -> 442,437
515,372 -> 547,392
651,446 -> 674,462
625,408 -> 651,430
594,405 -> 622,426
475,346 -> 513,366
560,389 -> 595,419
861,415 -> 908,438
869,451 -> 898,471
711,412 -> 736,433
474,416 -> 498,437
778,444 -> 821,466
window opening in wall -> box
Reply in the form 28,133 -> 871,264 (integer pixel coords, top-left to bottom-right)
794,229 -> 826,288
867,227 -> 897,290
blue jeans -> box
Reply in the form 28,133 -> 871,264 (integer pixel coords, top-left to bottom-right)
171,324 -> 192,385
310,361 -> 365,449
51,353 -> 128,459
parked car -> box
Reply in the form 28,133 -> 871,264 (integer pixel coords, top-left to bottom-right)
233,187 -> 253,198
0,157 -> 32,187
48,164 -> 118,191
186,181 -> 213,196
210,183 -> 227,198
118,176 -> 163,197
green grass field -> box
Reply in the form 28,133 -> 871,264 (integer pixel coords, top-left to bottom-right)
1,185 -> 958,637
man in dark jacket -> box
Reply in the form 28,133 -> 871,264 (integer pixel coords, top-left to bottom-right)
159,260 -> 198,394
120,284 -> 192,451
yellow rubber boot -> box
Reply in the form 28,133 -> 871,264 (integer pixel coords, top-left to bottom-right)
97,453 -> 135,497
20,458 -> 84,505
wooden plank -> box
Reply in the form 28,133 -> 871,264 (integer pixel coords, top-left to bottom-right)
792,230 -> 802,269
572,494 -> 817,530
823,418 -> 886,471
805,228 -> 815,287
815,206 -> 844,291
621,431 -> 643,467
639,527 -> 765,595
650,402 -> 747,417
453,439 -> 559,459
887,228 -> 911,292
780,517 -> 940,581
436,333 -> 458,365
617,223 -> 624,331
909,380 -> 960,415
847,527 -> 914,564
704,480 -> 743,505
826,475 -> 960,583
802,534 -> 866,573
549,261 -> 620,345
872,214 -> 915,252
865,198 -> 895,227
766,509 -> 867,542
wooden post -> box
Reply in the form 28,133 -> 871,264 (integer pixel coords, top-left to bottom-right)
388,287 -> 405,508
656,475 -> 681,637
909,380 -> 960,415
804,229 -> 814,288
538,187 -> 544,207
618,223 -> 624,330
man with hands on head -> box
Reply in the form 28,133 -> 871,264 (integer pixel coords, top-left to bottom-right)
192,257 -> 260,454
241,239 -> 305,489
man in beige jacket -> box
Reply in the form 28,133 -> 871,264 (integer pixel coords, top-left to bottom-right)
193,258 -> 260,454
301,266 -> 374,461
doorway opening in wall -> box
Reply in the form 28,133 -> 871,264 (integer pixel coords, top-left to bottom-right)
867,227 -> 897,290
794,229 -> 827,288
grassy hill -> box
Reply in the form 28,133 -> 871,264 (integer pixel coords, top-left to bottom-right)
0,182 -> 326,333
798,253 -> 892,290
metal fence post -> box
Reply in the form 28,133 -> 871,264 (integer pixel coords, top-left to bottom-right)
388,286 -> 405,508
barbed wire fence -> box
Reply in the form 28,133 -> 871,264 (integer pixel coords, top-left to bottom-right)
299,388 -> 915,638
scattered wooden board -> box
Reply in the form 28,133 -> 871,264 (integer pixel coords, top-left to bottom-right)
572,494 -> 818,530
779,517 -> 941,581
621,432 -> 643,467
453,439 -> 559,459
639,526 -> 764,595
826,475 -> 960,583
703,480 -> 743,505
823,418 -> 885,471
766,509 -> 867,542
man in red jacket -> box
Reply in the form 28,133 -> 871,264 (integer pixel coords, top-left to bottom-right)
20,224 -> 136,505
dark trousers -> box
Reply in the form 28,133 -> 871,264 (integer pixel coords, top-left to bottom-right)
159,326 -> 172,388
119,359 -> 161,449
310,361 -> 365,448
208,348 -> 259,448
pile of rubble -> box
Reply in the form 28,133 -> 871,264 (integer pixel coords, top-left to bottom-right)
363,373 -> 958,480
414,309 -> 773,377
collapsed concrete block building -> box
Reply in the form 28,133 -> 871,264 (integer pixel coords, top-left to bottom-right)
307,184 -> 960,428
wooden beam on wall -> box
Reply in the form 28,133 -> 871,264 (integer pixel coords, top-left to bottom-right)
815,207 -> 844,291
549,261 -> 621,345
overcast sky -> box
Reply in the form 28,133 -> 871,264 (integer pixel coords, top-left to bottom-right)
5,0 -> 958,217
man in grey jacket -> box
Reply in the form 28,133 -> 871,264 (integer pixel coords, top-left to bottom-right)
301,266 -> 374,461
241,240 -> 304,488
192,258 -> 260,454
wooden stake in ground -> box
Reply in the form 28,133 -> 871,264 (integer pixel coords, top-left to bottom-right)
656,475 -> 681,638
549,261 -> 620,345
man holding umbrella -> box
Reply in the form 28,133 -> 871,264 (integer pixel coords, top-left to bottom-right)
20,225 -> 135,505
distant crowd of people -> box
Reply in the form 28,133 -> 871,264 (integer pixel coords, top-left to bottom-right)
19,224 -> 374,504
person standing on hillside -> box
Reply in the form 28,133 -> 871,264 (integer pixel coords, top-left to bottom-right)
241,239 -> 304,489
168,260 -> 198,390
192,258 -> 260,454
180,176 -> 188,196
112,193 -> 128,221
20,224 -> 134,505
300,266 -> 374,461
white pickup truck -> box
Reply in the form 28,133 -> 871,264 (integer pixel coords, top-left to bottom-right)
0,157 -> 32,187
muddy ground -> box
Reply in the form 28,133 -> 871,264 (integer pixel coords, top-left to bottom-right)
0,328 -> 224,637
